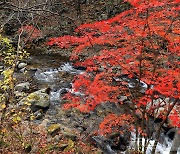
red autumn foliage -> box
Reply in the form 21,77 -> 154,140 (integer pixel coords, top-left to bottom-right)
169,108 -> 180,127
99,114 -> 134,135
47,0 -> 180,135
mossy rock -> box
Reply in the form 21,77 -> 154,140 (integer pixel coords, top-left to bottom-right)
19,88 -> 50,111
47,124 -> 61,135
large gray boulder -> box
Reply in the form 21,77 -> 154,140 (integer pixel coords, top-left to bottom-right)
47,123 -> 77,140
19,88 -> 50,111
15,82 -> 30,92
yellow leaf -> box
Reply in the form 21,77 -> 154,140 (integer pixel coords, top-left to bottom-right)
30,115 -> 35,121
16,116 -> 21,121
1,104 -> 6,109
12,116 -> 21,123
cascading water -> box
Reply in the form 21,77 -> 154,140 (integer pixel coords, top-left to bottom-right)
34,62 -> 84,102
33,61 -> 179,154
129,131 -> 180,154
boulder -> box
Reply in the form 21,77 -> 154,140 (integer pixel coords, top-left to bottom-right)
47,124 -> 61,135
19,88 -> 50,111
47,123 -> 77,140
18,62 -> 27,69
15,82 -> 30,92
92,131 -> 130,153
61,129 -> 77,141
60,125 -> 77,141
38,119 -> 49,131
92,136 -> 116,154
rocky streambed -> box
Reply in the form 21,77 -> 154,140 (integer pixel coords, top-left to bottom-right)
9,50 -> 179,154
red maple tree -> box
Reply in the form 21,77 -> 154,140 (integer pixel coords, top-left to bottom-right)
47,0 -> 179,153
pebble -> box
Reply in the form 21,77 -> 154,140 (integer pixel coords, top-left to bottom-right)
18,62 -> 27,69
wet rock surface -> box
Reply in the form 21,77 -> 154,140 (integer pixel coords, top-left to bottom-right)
47,123 -> 61,135
17,62 -> 27,69
19,88 -> 50,111
2,1 -> 177,153
15,82 -> 30,92
11,51 -> 178,154
13,52 -> 128,152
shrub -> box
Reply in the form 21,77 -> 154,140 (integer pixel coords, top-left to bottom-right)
47,0 -> 180,153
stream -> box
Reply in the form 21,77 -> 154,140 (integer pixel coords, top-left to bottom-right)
18,53 -> 179,154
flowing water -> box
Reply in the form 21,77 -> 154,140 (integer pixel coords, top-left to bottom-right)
34,62 -> 84,101
129,132 -> 180,154
28,54 -> 179,154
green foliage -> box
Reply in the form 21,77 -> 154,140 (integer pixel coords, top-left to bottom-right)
0,35 -> 28,66
0,35 -> 29,95
0,35 -> 28,110
0,35 -> 101,153
0,35 -> 31,152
